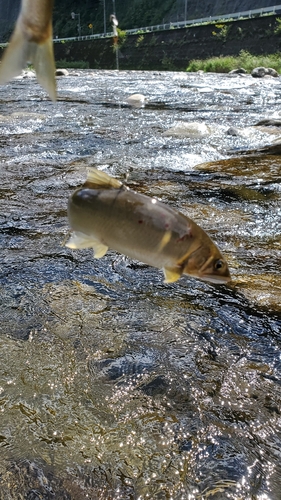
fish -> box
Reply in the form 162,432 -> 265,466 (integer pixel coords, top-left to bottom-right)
66,168 -> 231,284
0,0 -> 56,101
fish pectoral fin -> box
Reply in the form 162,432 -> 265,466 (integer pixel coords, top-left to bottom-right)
32,36 -> 56,102
163,266 -> 182,283
85,168 -> 123,190
66,232 -> 108,257
66,231 -> 97,249
92,241 -> 108,259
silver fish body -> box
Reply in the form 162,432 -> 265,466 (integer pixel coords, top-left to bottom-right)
0,0 -> 56,101
66,169 -> 231,284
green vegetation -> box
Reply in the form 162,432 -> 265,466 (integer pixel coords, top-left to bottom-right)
56,59 -> 89,69
116,28 -> 127,48
236,26 -> 244,38
186,50 -> 281,73
135,34 -> 144,47
274,17 -> 281,34
161,54 -> 177,70
212,23 -> 230,41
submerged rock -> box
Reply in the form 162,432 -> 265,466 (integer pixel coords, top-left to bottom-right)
163,121 -> 213,138
254,118 -> 281,127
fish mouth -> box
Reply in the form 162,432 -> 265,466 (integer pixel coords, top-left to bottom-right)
198,253 -> 231,284
199,274 -> 231,284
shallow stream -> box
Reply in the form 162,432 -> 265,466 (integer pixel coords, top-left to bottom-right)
0,70 -> 281,499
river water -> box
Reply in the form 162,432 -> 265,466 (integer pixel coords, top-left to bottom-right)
0,70 -> 280,499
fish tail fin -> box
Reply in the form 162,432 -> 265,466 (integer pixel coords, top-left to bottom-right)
85,168 -> 123,190
32,35 -> 56,102
0,20 -> 56,101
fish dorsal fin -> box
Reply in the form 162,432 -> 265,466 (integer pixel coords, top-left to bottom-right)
84,168 -> 123,190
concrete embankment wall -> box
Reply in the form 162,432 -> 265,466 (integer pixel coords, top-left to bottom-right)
1,15 -> 281,71
52,15 -> 281,71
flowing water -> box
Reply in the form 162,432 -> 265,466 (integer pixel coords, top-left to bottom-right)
0,70 -> 280,499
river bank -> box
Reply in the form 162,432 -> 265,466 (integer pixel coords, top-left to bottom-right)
49,14 -> 281,71
0,13 -> 280,72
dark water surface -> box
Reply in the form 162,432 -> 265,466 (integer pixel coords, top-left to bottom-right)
0,70 -> 281,499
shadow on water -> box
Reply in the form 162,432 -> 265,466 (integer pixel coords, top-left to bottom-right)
0,71 -> 281,499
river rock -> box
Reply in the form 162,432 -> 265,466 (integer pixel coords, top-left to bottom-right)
14,70 -> 35,80
163,121 -> 213,138
22,70 -> 35,78
254,118 -> 281,127
229,68 -> 247,75
251,67 -> 279,78
127,93 -> 147,108
267,67 -> 279,77
55,68 -> 69,76
251,67 -> 267,77
226,126 -> 240,136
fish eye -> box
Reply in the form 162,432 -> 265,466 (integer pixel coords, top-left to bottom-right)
214,259 -> 224,270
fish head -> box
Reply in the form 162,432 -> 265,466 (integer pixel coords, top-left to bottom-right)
68,188 -> 97,230
182,244 -> 231,284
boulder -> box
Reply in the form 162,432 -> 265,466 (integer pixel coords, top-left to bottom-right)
251,67 -> 279,78
127,94 -> 148,108
267,67 -> 279,77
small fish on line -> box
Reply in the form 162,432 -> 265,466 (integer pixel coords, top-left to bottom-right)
0,0 -> 56,101
66,168 -> 231,284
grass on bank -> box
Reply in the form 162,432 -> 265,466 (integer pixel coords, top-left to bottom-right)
186,50 -> 281,73
56,59 -> 89,69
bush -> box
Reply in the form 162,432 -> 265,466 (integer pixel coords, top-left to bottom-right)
186,51 -> 281,73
